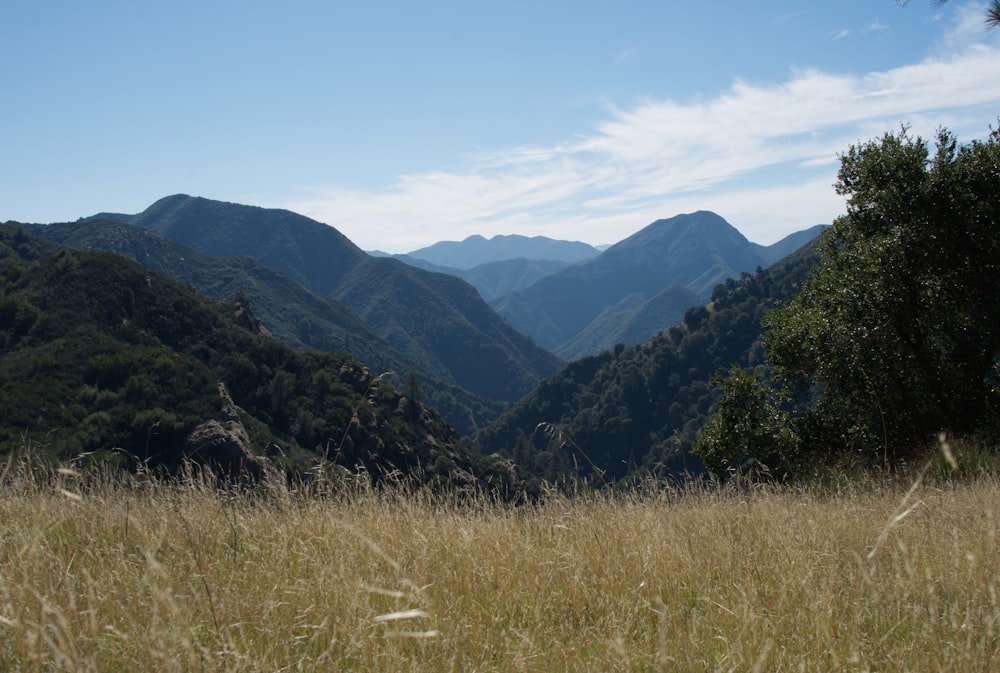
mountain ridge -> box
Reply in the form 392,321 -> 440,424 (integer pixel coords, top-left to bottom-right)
0,224 -> 518,491
491,211 -> 822,356
30,218 -> 502,434
98,195 -> 563,404
406,233 -> 601,269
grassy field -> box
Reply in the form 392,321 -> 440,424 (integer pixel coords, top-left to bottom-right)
1,454 -> 998,672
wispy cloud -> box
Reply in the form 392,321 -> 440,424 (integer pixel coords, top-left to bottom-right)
863,18 -> 891,34
278,37 -> 1000,252
937,0 -> 995,52
613,47 -> 639,65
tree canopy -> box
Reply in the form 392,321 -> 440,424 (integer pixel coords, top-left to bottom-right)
696,124 -> 1000,474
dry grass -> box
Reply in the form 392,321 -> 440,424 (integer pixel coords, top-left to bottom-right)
1,456 -> 999,672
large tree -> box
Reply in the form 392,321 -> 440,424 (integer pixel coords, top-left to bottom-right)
697,125 -> 1000,473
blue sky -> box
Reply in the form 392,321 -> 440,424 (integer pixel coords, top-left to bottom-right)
3,1 -> 1000,252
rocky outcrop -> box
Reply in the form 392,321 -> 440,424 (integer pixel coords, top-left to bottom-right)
185,383 -> 267,478
221,291 -> 273,339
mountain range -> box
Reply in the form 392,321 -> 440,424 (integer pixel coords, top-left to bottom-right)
403,234 -> 602,269
3,193 -> 829,485
473,241 -> 822,485
379,214 -> 822,356
383,254 -> 577,303
370,233 -> 602,303
32,218 -> 502,435
489,212 -> 824,359
77,195 -> 564,407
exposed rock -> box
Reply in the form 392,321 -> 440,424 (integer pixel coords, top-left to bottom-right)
217,381 -> 242,422
221,290 -> 273,339
185,383 -> 267,479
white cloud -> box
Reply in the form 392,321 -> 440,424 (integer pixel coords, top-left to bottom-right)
276,35 -> 1000,253
613,47 -> 639,65
863,18 -> 891,34
938,1 -> 996,52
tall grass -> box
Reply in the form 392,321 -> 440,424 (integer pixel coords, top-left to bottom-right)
1,451 -> 998,671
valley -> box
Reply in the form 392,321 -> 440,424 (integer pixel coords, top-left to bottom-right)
2,195 -> 821,486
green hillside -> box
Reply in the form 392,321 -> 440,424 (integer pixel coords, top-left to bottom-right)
32,218 -> 502,434
474,241 -> 820,485
0,225 -> 516,492
122,195 -> 563,403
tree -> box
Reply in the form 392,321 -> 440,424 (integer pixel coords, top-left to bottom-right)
693,366 -> 799,476
898,0 -> 1000,29
759,125 -> 1000,465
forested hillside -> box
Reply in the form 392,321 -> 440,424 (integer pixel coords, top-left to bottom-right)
33,219 -> 502,434
105,195 -> 564,404
491,211 -> 821,358
474,241 -> 820,485
0,225 -> 517,491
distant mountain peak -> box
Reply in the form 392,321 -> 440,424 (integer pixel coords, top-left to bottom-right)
492,211 -> 822,355
407,233 -> 601,269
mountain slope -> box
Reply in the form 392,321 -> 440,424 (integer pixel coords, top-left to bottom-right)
328,256 -> 563,402
457,258 -> 575,302
752,224 -> 828,265
102,194 -> 364,293
491,211 -> 761,351
554,284 -> 699,361
390,255 -> 574,303
105,195 -> 563,403
31,219 -> 502,434
474,240 -> 821,485
407,234 -> 600,269
0,225 -> 517,491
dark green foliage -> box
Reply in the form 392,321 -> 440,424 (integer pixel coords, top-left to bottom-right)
31,218 -> 504,434
692,366 -> 799,476
405,369 -> 423,421
0,226 -> 519,493
474,242 -> 819,484
699,125 -> 1000,474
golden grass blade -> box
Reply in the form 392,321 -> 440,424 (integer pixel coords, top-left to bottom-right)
374,609 -> 429,623
1,450 -> 998,671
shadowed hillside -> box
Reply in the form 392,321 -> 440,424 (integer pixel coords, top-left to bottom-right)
491,212 -> 822,357
0,224 -> 517,491
99,195 -> 563,404
474,240 -> 821,485
33,219 -> 502,434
